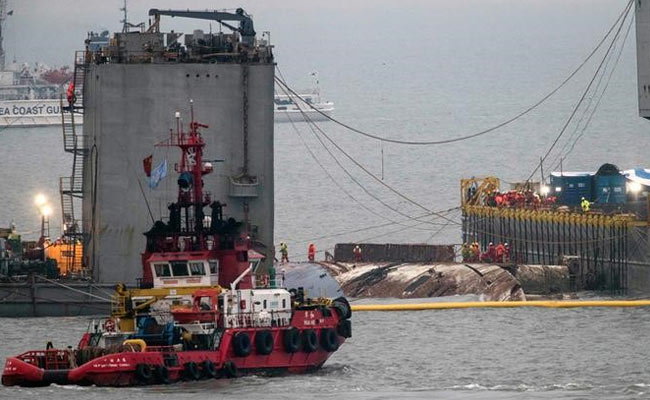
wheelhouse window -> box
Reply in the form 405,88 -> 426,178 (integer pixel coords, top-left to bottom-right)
209,260 -> 219,275
171,261 -> 189,277
154,263 -> 171,277
189,262 -> 206,276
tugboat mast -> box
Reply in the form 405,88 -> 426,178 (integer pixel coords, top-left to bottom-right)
155,103 -> 212,249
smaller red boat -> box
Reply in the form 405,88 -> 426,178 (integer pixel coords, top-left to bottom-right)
2,106 -> 351,387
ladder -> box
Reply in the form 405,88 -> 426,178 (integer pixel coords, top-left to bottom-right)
59,50 -> 88,277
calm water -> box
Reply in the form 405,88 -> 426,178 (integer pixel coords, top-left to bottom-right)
3,303 -> 650,399
2,0 -> 650,398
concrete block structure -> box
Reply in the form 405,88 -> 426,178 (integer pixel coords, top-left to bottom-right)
82,17 -> 275,284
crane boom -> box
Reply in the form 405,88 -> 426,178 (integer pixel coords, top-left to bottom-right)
148,8 -> 255,43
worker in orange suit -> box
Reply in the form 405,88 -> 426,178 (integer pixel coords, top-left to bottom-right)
66,82 -> 76,106
308,243 -> 316,262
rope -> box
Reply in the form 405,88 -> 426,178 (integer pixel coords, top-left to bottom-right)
35,275 -> 113,302
273,1 -> 633,146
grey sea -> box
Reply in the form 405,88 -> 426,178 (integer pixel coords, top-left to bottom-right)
2,0 -> 650,398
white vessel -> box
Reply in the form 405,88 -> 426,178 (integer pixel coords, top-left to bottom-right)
274,89 -> 334,123
0,86 -> 65,127
0,1 -> 74,128
274,72 -> 334,123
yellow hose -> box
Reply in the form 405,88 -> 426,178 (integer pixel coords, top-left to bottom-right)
122,339 -> 147,352
350,299 -> 650,312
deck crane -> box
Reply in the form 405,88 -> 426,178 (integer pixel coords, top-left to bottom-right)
148,8 -> 256,46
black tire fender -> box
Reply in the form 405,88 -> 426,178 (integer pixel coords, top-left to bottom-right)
134,363 -> 152,383
202,360 -> 219,379
283,327 -> 301,353
233,332 -> 252,357
154,365 -> 171,384
222,360 -> 238,378
255,330 -> 274,355
337,319 -> 352,338
320,328 -> 339,352
303,329 -> 318,353
184,361 -> 201,380
332,297 -> 352,319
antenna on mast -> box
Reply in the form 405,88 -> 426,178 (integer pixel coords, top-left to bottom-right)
120,0 -> 128,33
0,0 -> 8,71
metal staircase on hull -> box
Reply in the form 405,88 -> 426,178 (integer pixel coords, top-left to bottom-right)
59,50 -> 88,276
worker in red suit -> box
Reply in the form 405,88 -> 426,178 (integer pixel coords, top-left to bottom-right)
495,242 -> 505,263
308,243 -> 316,262
353,245 -> 362,262
482,242 -> 496,263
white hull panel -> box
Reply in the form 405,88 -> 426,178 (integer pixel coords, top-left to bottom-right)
274,108 -> 333,123
0,99 -> 81,128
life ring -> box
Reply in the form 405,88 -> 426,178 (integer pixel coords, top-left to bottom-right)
302,329 -> 318,353
202,360 -> 218,379
283,327 -> 301,353
254,330 -> 274,355
320,328 -> 339,352
103,319 -> 116,332
154,365 -> 171,384
184,361 -> 201,380
233,332 -> 252,357
222,360 -> 238,378
134,364 -> 152,383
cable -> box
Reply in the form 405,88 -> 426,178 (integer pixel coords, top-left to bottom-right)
548,26 -> 621,171
526,0 -> 633,181
277,78 -> 460,226
286,207 -> 460,246
35,275 -> 113,302
550,12 -> 634,172
280,89 -> 450,230
274,2 -> 633,146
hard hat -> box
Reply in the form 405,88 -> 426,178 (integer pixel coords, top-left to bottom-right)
489,242 -> 493,246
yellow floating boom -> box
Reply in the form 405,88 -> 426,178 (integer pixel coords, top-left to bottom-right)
351,299 -> 650,312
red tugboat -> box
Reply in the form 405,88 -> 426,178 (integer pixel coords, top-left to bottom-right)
2,107 -> 352,387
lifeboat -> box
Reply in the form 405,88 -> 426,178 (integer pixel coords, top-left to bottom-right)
2,107 -> 351,387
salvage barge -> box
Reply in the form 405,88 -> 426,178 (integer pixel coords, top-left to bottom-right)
460,174 -> 650,293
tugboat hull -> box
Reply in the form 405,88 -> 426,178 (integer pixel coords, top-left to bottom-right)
3,323 -> 349,387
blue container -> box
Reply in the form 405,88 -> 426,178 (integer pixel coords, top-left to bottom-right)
594,174 -> 626,204
593,163 -> 626,204
550,173 -> 593,206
